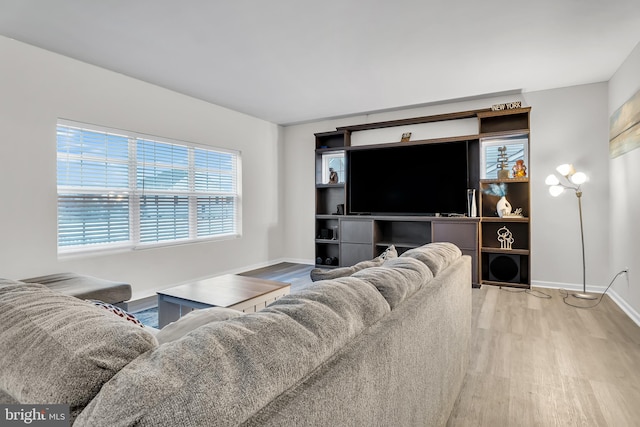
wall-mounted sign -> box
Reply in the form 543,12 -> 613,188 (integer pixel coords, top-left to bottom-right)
491,101 -> 522,111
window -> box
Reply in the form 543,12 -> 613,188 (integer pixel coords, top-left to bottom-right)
57,120 -> 240,254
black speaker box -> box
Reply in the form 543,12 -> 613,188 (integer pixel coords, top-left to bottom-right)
318,228 -> 333,239
488,254 -> 521,283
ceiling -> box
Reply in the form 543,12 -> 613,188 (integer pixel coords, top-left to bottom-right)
1,0 -> 639,125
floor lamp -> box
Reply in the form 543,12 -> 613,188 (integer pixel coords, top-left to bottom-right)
545,164 -> 597,300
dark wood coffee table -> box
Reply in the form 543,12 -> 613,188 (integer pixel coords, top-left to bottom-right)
157,274 -> 291,328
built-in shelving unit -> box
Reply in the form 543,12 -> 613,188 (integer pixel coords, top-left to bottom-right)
314,106 -> 531,288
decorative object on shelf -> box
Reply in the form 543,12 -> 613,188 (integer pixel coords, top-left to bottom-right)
496,197 -> 512,217
335,204 -> 344,215
401,132 -> 412,142
497,146 -> 510,179
502,207 -> 523,218
328,168 -> 339,184
483,183 -> 512,217
512,159 -> 527,178
467,189 -> 477,217
491,101 -> 522,111
318,228 -> 334,240
324,257 -> 339,266
545,164 -> 595,300
497,226 -> 514,250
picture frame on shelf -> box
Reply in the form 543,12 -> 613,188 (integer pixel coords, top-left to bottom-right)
480,135 -> 529,180
320,151 -> 345,184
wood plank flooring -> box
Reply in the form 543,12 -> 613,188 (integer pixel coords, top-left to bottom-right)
447,286 -> 640,427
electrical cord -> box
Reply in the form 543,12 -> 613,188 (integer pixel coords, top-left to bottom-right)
560,268 -> 629,309
500,286 -> 552,299
498,268 -> 629,304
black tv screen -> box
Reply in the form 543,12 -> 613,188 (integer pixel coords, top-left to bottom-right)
348,142 -> 470,215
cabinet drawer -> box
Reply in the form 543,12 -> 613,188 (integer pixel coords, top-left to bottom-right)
341,220 -> 373,244
432,221 -> 478,249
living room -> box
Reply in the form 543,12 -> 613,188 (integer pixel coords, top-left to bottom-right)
1,3 -> 639,322
1,1 -> 640,425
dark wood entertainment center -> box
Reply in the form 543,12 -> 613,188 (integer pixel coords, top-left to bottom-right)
314,107 -> 531,288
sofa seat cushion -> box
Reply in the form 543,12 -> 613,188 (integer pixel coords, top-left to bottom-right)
0,279 -> 157,423
74,277 -> 390,426
310,245 -> 398,282
351,256 -> 434,309
400,242 -> 462,277
21,272 -> 132,305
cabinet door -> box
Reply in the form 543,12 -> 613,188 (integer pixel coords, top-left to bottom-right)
432,221 -> 477,250
341,220 -> 373,243
341,243 -> 374,266
340,219 -> 374,266
432,221 -> 479,285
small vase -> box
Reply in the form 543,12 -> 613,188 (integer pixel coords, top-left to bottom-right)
496,196 -> 512,218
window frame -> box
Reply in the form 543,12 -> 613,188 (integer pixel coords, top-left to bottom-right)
56,119 -> 242,256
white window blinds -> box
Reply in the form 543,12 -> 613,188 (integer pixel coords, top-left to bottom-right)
57,121 -> 240,254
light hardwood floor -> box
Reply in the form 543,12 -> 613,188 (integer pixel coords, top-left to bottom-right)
447,286 -> 640,427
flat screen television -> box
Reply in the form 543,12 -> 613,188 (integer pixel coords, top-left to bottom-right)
348,141 -> 471,216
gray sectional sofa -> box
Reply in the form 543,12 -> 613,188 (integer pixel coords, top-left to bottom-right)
0,242 -> 472,426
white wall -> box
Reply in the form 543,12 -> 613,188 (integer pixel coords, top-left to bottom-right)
0,37 -> 285,300
283,84 -> 611,293
608,42 -> 640,319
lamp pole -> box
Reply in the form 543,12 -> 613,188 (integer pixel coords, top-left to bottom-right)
572,190 -> 596,300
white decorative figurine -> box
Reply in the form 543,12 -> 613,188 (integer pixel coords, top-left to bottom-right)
497,226 -> 514,250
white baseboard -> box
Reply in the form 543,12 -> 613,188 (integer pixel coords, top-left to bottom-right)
532,280 -> 640,327
607,288 -> 640,327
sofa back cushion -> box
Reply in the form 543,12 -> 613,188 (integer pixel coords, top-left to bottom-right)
400,242 -> 462,276
74,277 -> 390,426
352,256 -> 433,309
0,279 -> 158,423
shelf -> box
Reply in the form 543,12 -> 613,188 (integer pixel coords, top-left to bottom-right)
316,183 -> 345,189
477,107 -> 531,119
315,239 -> 339,244
316,146 -> 347,154
480,178 -> 529,184
315,214 -> 344,219
481,247 -> 530,255
481,217 -> 529,223
479,129 -> 530,139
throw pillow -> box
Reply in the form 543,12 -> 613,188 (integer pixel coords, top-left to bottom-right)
309,245 -> 397,282
378,244 -> 398,260
87,300 -> 145,328
156,307 -> 245,345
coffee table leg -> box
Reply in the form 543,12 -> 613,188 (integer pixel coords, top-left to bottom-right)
158,295 -> 181,328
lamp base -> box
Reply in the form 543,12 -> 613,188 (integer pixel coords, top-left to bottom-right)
571,292 -> 598,300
